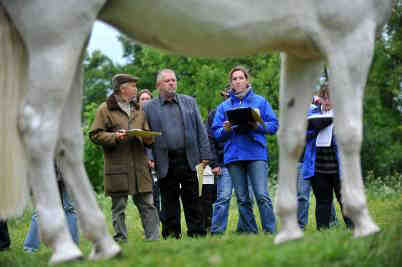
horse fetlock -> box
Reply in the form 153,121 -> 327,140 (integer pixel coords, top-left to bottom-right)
49,240 -> 83,265
274,223 -> 303,245
89,235 -> 122,261
81,211 -> 108,241
275,199 -> 297,218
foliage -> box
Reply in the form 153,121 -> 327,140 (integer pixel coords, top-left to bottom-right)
82,102 -> 104,192
83,51 -> 118,108
362,0 -> 402,178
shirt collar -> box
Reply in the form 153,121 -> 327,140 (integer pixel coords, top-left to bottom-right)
160,94 -> 178,105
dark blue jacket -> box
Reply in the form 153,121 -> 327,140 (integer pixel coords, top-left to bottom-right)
212,88 -> 278,164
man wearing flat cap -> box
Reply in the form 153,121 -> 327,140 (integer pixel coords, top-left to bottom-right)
90,73 -> 160,242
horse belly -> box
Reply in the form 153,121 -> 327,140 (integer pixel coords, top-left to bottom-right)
99,0 -> 321,58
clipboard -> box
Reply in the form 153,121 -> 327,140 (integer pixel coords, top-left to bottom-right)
226,107 -> 265,128
126,129 -> 162,137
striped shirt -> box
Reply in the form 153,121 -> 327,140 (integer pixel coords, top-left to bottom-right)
315,143 -> 338,175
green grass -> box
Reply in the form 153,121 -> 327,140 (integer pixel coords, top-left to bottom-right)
1,179 -> 401,267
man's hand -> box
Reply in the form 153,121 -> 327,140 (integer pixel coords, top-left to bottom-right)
201,160 -> 209,168
115,129 -> 127,141
148,160 -> 155,169
248,121 -> 258,130
143,136 -> 154,145
223,121 -> 232,132
211,167 -> 221,176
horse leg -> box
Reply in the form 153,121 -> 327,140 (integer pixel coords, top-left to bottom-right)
4,2 -> 105,263
325,22 -> 380,237
20,59 -> 84,265
57,52 -> 121,261
274,53 -> 323,244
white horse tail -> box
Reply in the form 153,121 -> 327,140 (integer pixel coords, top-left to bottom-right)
0,4 -> 28,219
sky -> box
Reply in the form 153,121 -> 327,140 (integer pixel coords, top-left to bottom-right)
87,21 -> 125,64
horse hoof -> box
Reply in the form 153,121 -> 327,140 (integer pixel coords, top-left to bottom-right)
89,237 -> 122,261
274,229 -> 303,244
49,244 -> 83,265
353,223 -> 380,238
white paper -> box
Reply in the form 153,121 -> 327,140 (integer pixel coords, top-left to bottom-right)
308,109 -> 334,119
316,123 -> 334,147
202,166 -> 214,185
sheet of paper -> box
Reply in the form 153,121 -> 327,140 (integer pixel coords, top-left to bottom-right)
308,109 -> 334,119
316,123 -> 334,147
195,164 -> 204,196
202,166 -> 214,185
251,108 -> 266,128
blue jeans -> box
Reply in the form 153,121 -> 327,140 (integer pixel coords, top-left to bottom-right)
228,160 -> 276,234
23,185 -> 79,252
297,163 -> 338,230
210,167 -> 250,234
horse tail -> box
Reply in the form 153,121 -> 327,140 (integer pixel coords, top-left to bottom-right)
0,4 -> 29,219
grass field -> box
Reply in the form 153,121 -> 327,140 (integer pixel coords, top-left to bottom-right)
1,176 -> 401,267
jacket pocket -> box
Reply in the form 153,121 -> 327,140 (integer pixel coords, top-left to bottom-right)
105,172 -> 129,193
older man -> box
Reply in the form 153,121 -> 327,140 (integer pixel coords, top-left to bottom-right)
144,69 -> 211,239
90,74 -> 160,242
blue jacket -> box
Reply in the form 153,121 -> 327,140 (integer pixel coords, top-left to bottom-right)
301,106 -> 339,179
212,88 -> 278,164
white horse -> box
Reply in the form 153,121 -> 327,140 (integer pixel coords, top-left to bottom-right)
0,0 -> 392,265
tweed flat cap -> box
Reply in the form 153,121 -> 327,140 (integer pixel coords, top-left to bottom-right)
112,74 -> 139,91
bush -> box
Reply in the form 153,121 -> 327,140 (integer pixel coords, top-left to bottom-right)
83,103 -> 104,192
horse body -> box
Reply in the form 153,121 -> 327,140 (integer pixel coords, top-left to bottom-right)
0,0 -> 392,264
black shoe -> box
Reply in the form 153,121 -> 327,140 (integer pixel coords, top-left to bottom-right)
113,235 -> 128,243
0,247 -> 10,252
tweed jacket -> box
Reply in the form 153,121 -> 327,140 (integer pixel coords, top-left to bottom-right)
89,93 -> 154,196
143,94 -> 211,179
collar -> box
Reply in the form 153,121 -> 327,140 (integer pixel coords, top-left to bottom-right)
160,94 -> 178,105
229,87 -> 253,103
107,93 -> 138,111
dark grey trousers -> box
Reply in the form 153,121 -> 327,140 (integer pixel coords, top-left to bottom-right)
112,192 -> 160,241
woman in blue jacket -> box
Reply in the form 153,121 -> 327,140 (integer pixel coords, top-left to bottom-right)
212,66 -> 278,234
301,84 -> 353,230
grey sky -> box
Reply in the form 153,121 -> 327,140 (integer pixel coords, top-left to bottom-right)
87,21 -> 125,64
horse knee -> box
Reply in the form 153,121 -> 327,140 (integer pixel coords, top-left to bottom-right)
81,210 -> 108,240
278,126 -> 305,158
335,123 -> 362,154
19,105 -> 57,155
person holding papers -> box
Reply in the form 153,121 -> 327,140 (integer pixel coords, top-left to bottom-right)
90,74 -> 160,242
144,69 -> 211,239
212,66 -> 278,234
301,83 -> 353,230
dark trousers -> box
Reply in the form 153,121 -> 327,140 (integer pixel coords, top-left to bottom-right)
310,173 -> 354,230
159,156 -> 206,239
200,183 -> 217,232
0,220 -> 10,250
153,180 -> 161,215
